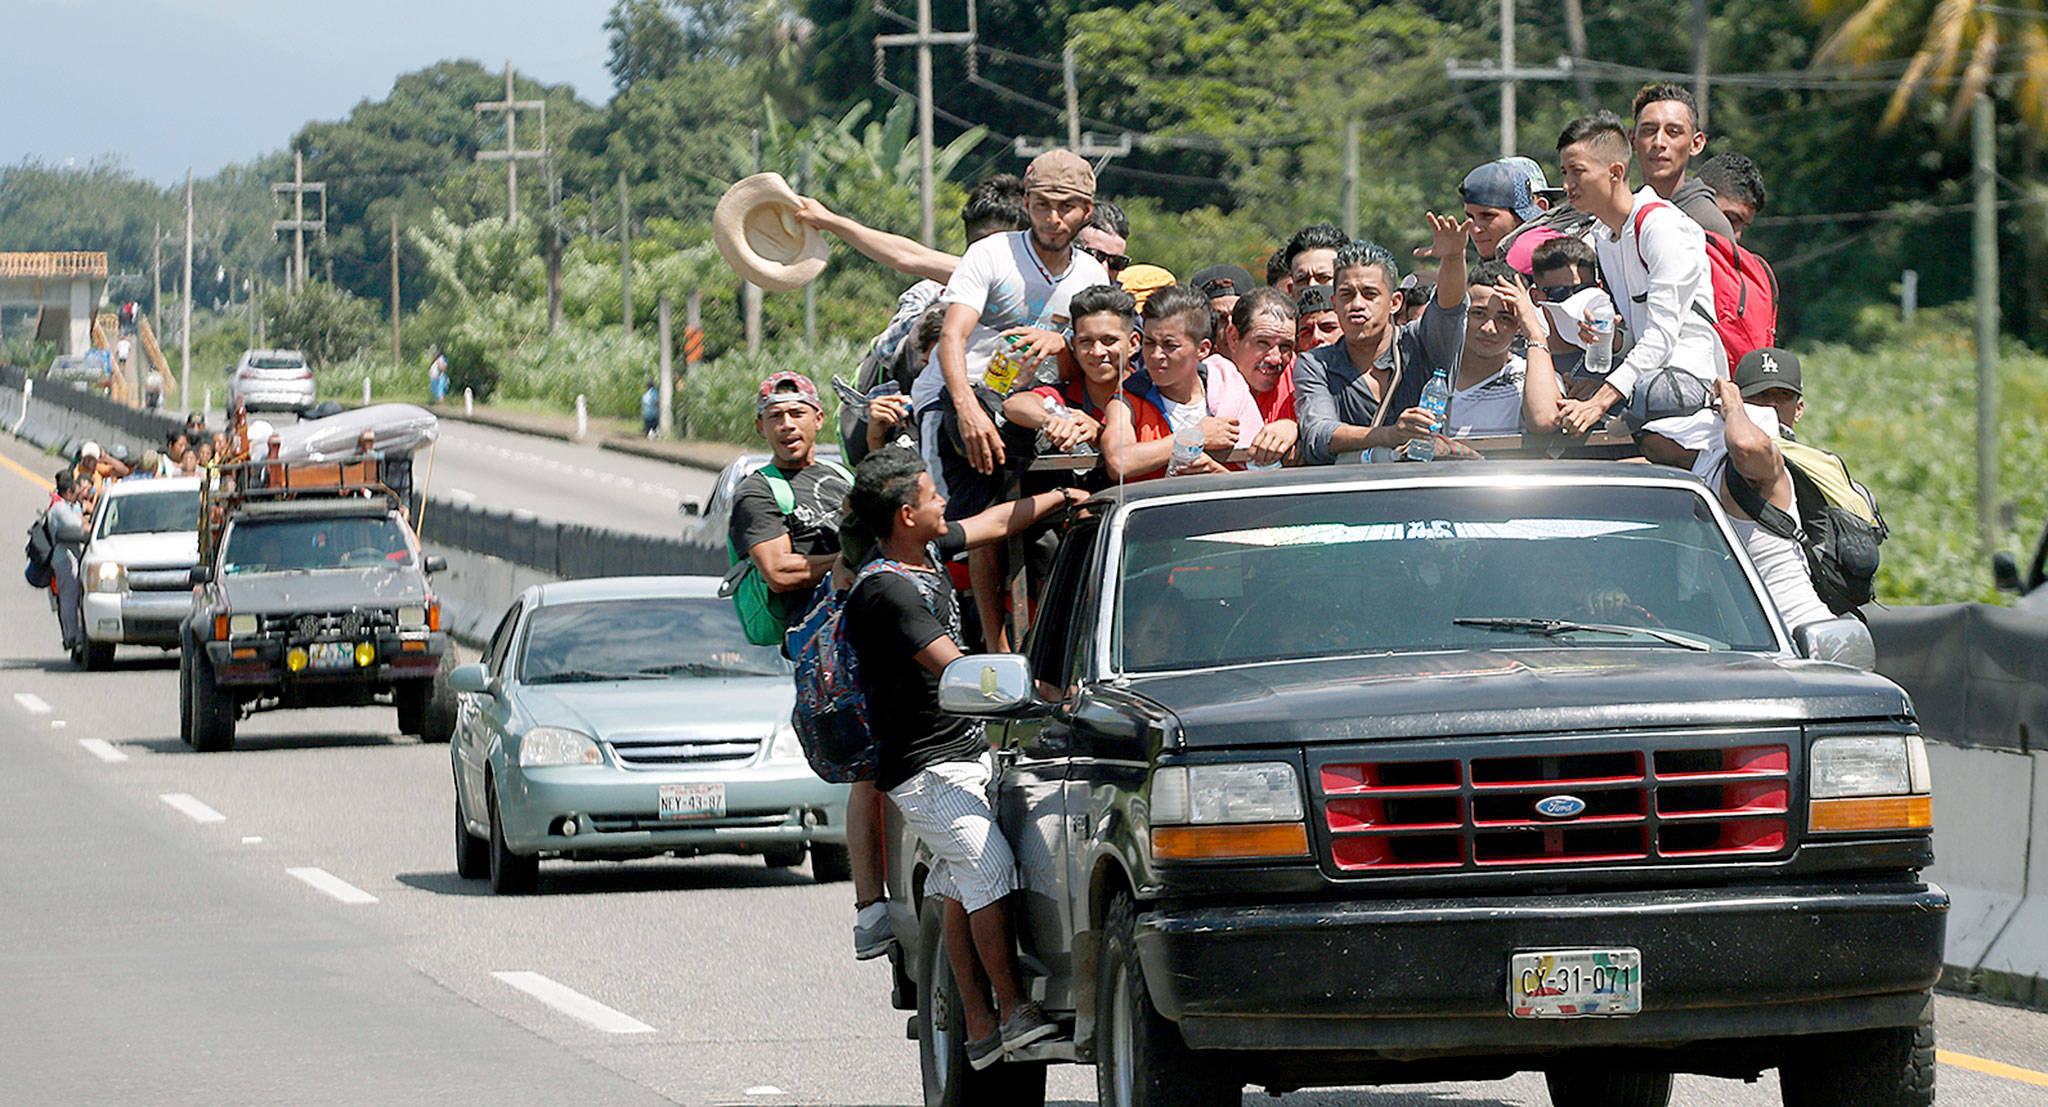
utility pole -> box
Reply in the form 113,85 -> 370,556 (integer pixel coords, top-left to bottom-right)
474,62 -> 547,222
271,151 -> 325,291
1445,0 -> 1574,157
181,170 -> 193,411
657,293 -> 674,439
1562,0 -> 1594,105
1973,93 -> 2000,551
684,289 -> 701,440
744,130 -> 762,355
618,170 -> 633,336
1692,0 -> 1711,133
875,0 -> 975,246
1343,120 -> 1360,239
801,147 -> 817,348
1063,46 -> 1082,150
390,216 -> 402,365
151,222 -> 162,328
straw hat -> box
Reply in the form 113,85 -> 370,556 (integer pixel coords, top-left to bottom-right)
713,172 -> 829,292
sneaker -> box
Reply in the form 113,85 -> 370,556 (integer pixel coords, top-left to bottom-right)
853,901 -> 896,961
965,1029 -> 1004,1071
1000,1001 -> 1057,1055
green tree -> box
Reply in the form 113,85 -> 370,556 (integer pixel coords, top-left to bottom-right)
1807,0 -> 2048,133
265,281 -> 379,368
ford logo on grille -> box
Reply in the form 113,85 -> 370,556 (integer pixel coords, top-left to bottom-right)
1534,794 -> 1588,819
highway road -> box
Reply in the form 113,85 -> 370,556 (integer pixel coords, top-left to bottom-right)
420,418 -> 718,539
7,430 -> 2048,1105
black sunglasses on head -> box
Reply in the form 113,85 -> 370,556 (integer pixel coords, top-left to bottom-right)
1082,245 -> 1132,272
1539,280 -> 1602,302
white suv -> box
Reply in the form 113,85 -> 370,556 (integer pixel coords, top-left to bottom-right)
228,348 -> 316,413
77,476 -> 202,670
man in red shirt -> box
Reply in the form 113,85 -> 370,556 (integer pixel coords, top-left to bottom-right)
1229,286 -> 1300,466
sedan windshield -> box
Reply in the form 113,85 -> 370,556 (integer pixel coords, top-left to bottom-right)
221,516 -> 412,574
1114,484 -> 1777,672
520,597 -> 791,684
96,491 -> 199,537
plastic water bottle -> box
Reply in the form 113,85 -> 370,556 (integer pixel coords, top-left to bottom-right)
1403,367 -> 1451,462
1583,297 -> 1617,377
1036,395 -> 1097,456
984,336 -> 1026,393
1166,423 -> 1206,476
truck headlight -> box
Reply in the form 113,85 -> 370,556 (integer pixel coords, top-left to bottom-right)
519,726 -> 602,767
228,613 -> 258,636
1808,735 -> 1932,832
397,604 -> 427,629
1149,762 -> 1310,861
88,562 -> 125,593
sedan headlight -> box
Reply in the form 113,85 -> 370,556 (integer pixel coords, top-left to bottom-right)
1149,762 -> 1310,862
519,726 -> 602,767
88,562 -> 125,594
1808,735 -> 1932,832
767,721 -> 807,763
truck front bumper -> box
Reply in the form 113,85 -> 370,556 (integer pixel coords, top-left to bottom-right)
84,590 -> 189,646
203,632 -> 447,686
1134,880 -> 1947,1054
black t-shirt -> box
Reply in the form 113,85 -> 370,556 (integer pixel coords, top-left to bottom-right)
845,524 -> 984,791
728,460 -> 852,559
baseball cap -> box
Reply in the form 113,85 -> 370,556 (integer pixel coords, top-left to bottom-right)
1189,264 -> 1256,303
755,371 -> 823,417
1295,285 -> 1335,316
1733,347 -> 1802,398
1501,155 -> 1562,200
1023,149 -> 1096,202
1117,264 -> 1178,311
1399,272 -> 1435,303
79,441 -> 101,460
1622,366 -> 1715,435
1459,159 -> 1543,222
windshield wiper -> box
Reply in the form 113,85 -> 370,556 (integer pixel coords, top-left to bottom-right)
638,661 -> 778,679
528,669 -> 654,684
1453,616 -> 1712,651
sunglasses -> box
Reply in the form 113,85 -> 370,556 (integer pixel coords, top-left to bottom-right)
1538,280 -> 1601,302
1082,245 -> 1132,273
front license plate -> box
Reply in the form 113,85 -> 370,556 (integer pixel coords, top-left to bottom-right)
1509,948 -> 1643,1018
658,782 -> 725,821
308,641 -> 356,670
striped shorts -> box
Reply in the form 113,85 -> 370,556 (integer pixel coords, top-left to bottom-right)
888,752 -> 1018,913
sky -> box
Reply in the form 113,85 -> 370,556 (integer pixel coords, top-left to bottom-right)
9,0 -> 617,185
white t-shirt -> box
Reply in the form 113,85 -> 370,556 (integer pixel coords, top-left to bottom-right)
1159,391 -> 1207,438
1595,186 -> 1723,398
1447,355 -> 1525,437
912,231 -> 1110,413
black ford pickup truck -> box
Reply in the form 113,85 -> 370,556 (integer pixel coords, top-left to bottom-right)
886,462 -> 1945,1107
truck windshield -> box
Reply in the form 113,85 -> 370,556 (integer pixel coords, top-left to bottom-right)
96,491 -> 199,537
1114,484 -> 1777,672
519,597 -> 791,684
221,516 -> 413,574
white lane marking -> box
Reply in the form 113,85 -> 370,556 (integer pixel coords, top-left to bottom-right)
160,793 -> 226,823
445,488 -> 479,503
744,1088 -> 787,1097
241,836 -> 263,845
286,867 -> 378,905
14,693 -> 52,715
78,738 -> 127,763
491,971 -> 656,1034
50,719 -> 66,729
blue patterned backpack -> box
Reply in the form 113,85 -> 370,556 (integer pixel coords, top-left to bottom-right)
785,559 -> 922,783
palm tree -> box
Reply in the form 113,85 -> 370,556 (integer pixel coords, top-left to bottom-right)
1807,0 -> 2048,132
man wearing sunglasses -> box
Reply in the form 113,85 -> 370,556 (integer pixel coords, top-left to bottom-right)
1077,200 -> 1130,279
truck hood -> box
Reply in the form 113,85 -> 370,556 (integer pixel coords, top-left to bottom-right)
519,677 -> 794,741
1122,649 -> 1911,749
218,567 -> 428,612
85,532 -> 198,568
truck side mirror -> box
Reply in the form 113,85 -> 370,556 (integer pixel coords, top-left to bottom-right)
446,663 -> 492,694
423,555 -> 448,575
937,654 -> 1046,717
1793,618 -> 1876,671
188,565 -> 214,585
677,496 -> 704,518
1993,551 -> 2022,593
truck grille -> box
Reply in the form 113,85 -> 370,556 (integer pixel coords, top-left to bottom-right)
127,567 -> 194,592
261,608 -> 399,641
608,735 -> 763,769
1314,735 -> 1792,874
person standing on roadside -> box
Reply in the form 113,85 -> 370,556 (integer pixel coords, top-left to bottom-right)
44,472 -> 89,653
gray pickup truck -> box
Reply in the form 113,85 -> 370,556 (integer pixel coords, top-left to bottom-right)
888,462 -> 1945,1107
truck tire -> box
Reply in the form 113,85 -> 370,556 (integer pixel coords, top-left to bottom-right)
395,678 -> 432,737
82,639 -> 115,671
487,784 -> 538,895
454,785 -> 489,880
189,653 -> 237,753
810,843 -> 853,883
1097,894 -> 1238,1107
1779,1023 -> 1934,1107
1545,1070 -> 1672,1106
915,896 -> 1047,1107
177,647 -> 194,747
762,844 -> 807,869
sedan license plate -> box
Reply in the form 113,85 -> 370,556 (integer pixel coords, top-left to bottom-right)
308,641 -> 356,670
1509,948 -> 1642,1018
658,782 -> 725,821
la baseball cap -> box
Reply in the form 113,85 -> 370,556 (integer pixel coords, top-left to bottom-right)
756,371 -> 823,416
1459,159 -> 1543,222
1294,284 -> 1335,316
1733,347 -> 1802,398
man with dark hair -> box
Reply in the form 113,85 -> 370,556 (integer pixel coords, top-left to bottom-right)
1526,234 -> 1605,396
1631,82 -> 1737,238
1100,284 -> 1264,480
1554,111 -> 1722,439
1451,260 -> 1556,437
44,470 -> 89,652
842,446 -> 1083,1069
1278,223 -> 1349,295
1265,249 -> 1290,287
1190,263 -> 1256,357
1001,283 -> 1136,466
1292,214 -> 1471,464
1229,286 -> 1301,465
1295,284 -> 1342,352
1696,153 -> 1768,241
1077,200 -> 1131,281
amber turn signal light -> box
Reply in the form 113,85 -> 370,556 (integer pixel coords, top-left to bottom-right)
1808,795 -> 1932,833
1152,823 -> 1311,861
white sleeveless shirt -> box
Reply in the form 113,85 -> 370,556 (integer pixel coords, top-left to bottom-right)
1728,517 -> 1833,632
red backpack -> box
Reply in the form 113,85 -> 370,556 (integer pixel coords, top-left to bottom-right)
1634,201 -> 1779,372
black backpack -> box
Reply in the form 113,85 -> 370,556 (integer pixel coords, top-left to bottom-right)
23,515 -> 53,590
1723,440 -> 1887,616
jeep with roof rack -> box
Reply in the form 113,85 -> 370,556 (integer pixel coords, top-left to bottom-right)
886,462 -> 1945,1107
178,405 -> 451,752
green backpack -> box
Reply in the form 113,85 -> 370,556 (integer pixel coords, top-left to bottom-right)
723,460 -> 853,646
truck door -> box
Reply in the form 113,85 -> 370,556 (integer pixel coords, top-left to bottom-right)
993,517 -> 1098,1010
